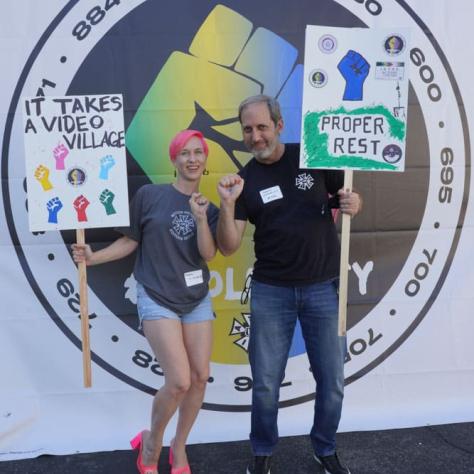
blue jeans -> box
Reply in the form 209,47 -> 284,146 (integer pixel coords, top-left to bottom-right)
249,279 -> 346,457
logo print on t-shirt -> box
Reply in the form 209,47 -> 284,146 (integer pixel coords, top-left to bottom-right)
170,211 -> 195,240
295,173 -> 314,190
229,313 -> 251,352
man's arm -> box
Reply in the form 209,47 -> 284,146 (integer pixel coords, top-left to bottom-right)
216,174 -> 247,256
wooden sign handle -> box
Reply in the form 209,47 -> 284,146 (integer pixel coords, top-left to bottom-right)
76,228 -> 92,387
338,170 -> 353,336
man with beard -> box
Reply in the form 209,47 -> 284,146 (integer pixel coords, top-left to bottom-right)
216,95 -> 361,474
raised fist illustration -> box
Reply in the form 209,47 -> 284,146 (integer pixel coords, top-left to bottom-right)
337,50 -> 370,101
34,164 -> 53,191
126,5 -> 303,203
73,195 -> 90,222
99,155 -> 116,180
47,197 -> 63,223
100,188 -> 116,215
53,143 -> 69,170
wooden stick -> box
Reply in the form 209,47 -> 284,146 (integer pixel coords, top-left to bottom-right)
76,228 -> 92,387
338,169 -> 353,336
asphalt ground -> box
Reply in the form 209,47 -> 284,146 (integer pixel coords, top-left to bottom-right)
1,422 -> 473,473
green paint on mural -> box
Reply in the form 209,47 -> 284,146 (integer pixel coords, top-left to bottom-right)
303,105 -> 405,170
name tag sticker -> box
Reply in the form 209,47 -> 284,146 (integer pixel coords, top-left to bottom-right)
184,269 -> 204,287
260,186 -> 283,204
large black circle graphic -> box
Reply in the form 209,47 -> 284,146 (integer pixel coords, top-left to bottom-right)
65,0 -> 427,332
1,0 -> 470,410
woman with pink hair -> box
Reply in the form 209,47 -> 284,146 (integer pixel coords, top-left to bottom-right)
72,130 -> 217,474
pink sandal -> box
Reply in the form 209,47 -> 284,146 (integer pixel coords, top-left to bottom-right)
130,431 -> 158,474
169,443 -> 191,474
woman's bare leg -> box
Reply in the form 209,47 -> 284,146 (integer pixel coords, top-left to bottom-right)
171,320 -> 213,468
140,319 -> 192,467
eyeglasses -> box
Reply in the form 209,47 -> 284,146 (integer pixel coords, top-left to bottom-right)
240,273 -> 252,305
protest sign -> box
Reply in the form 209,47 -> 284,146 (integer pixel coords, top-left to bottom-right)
300,26 -> 410,334
22,94 -> 129,386
23,94 -> 129,232
300,26 -> 410,171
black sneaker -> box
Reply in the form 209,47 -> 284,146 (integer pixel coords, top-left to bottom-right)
314,452 -> 351,474
246,455 -> 271,474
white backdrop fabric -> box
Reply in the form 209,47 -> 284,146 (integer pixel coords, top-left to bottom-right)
1,0 -> 473,461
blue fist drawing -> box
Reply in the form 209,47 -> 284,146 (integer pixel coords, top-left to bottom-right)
99,155 -> 116,180
47,197 -> 63,223
337,50 -> 370,101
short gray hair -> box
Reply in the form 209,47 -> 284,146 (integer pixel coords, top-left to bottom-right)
238,94 -> 282,126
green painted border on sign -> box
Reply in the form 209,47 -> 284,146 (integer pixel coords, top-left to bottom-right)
303,105 -> 406,170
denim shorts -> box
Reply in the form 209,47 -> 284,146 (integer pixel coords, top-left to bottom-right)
136,282 -> 214,328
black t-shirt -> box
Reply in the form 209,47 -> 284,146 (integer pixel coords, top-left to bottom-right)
234,143 -> 343,286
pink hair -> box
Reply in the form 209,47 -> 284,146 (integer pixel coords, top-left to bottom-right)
169,130 -> 209,161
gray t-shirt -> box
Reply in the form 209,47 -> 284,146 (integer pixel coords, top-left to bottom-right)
120,183 -> 219,315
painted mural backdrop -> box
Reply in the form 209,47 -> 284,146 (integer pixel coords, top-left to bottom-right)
1,0 -> 473,461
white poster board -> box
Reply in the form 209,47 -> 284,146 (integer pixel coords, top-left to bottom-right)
300,26 -> 410,171
22,94 -> 129,232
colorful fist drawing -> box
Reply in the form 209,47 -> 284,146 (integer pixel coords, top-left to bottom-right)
100,189 -> 116,215
53,143 -> 69,170
337,50 -> 370,101
73,195 -> 90,222
99,155 -> 116,180
34,164 -> 53,191
47,197 -> 63,223
126,4 -> 303,204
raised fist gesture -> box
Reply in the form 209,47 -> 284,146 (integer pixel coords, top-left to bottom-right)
217,174 -> 244,204
189,192 -> 209,221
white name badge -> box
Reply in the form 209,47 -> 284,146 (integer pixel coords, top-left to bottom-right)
184,269 -> 204,287
260,185 -> 283,204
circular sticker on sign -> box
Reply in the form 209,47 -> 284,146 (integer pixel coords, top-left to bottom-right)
309,69 -> 328,88
318,34 -> 338,54
382,144 -> 403,163
66,167 -> 87,187
383,34 -> 406,56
